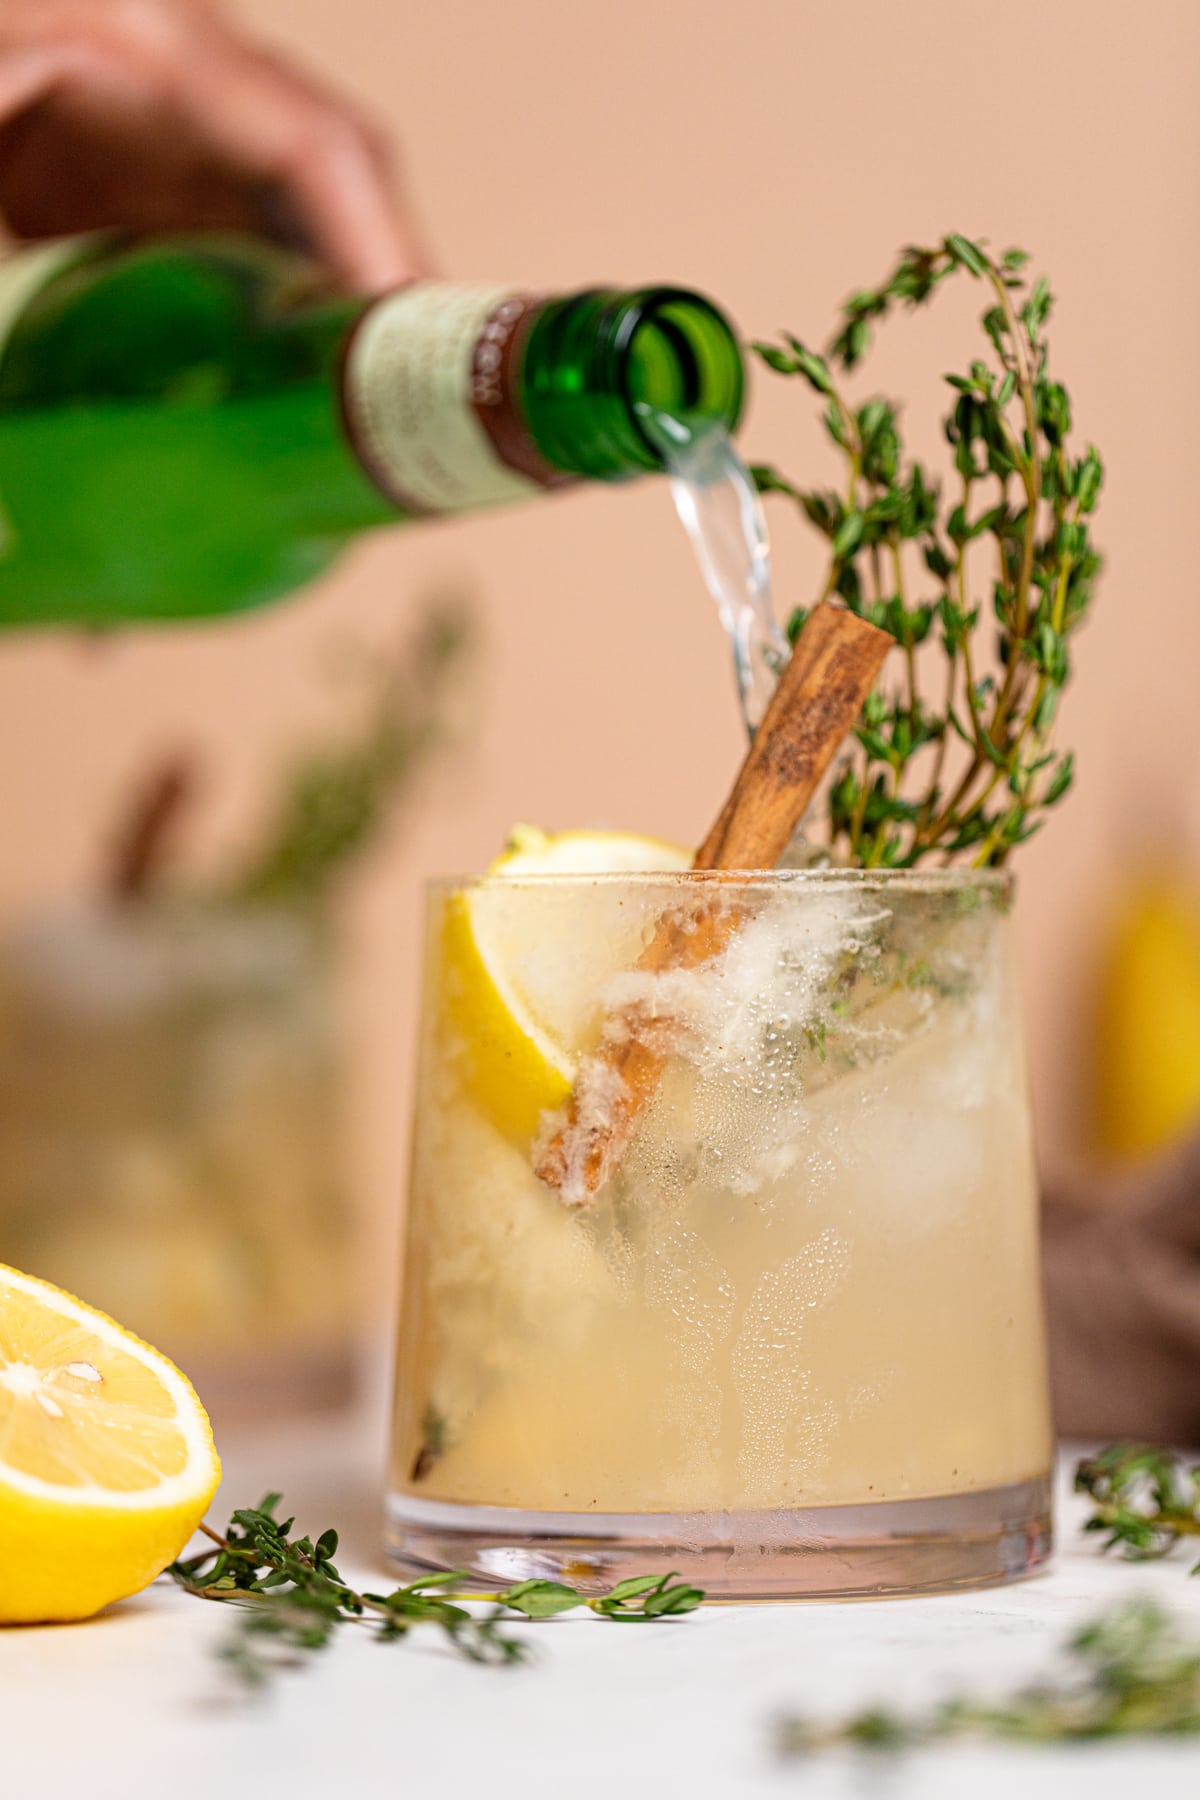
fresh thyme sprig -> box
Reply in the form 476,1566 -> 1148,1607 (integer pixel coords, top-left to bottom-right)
1076,1446 -> 1200,1571
752,232 -> 1103,869
777,1600 -> 1200,1755
168,1494 -> 703,1686
776,1451 -> 1200,1758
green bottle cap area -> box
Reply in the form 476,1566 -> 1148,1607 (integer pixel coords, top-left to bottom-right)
519,285 -> 746,481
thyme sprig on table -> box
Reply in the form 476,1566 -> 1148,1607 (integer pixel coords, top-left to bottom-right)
776,1600 -> 1200,1755
776,1449 -> 1200,1758
168,1494 -> 703,1686
753,232 -> 1103,869
1076,1446 -> 1200,1571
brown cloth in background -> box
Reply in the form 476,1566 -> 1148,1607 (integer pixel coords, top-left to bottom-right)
1044,1129 -> 1200,1444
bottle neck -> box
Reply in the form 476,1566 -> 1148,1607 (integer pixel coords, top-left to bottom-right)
341,280 -> 746,517
518,286 -> 745,481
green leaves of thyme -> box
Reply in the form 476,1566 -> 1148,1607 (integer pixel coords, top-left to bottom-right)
495,1570 -> 704,1621
777,1450 -> 1200,1758
1076,1445 -> 1200,1570
169,1494 -> 703,1687
777,1600 -> 1200,1755
751,232 -> 1104,868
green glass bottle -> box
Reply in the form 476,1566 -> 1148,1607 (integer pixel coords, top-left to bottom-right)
0,235 -> 745,626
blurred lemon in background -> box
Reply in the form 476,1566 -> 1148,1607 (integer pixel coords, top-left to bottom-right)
1093,870 -> 1200,1161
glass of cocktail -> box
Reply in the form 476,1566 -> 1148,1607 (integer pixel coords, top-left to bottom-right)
0,903 -> 356,1416
387,862 -> 1052,1598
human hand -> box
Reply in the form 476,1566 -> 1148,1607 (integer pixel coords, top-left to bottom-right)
0,0 -> 424,290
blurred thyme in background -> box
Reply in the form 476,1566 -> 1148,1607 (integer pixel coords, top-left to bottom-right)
776,1600 -> 1200,1755
753,233 -> 1103,869
102,599 -> 471,909
228,602 -> 470,908
775,1451 -> 1200,1757
170,1492 -> 703,1688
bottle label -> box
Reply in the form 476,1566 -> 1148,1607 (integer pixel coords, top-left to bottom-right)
0,236 -> 102,364
343,283 -> 550,514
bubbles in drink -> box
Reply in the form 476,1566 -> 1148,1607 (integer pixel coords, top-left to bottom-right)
393,873 -> 1052,1517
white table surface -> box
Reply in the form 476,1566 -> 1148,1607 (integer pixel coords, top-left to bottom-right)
5,1406 -> 1199,1800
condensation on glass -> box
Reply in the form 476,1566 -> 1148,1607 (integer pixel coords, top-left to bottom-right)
388,869 -> 1053,1598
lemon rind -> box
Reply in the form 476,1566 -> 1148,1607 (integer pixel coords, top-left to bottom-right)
475,826 -> 690,1077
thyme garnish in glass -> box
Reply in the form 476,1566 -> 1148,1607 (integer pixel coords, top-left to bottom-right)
753,232 -> 1104,868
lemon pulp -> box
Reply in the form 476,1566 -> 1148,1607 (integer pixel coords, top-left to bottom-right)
442,826 -> 690,1144
0,1263 -> 221,1623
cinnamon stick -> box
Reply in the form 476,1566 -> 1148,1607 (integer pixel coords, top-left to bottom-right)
533,603 -> 891,1204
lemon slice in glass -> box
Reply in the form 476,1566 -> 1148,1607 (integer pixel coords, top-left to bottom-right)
442,826 -> 691,1143
0,1263 -> 221,1623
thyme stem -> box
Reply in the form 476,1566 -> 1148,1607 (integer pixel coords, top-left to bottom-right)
751,233 -> 1103,868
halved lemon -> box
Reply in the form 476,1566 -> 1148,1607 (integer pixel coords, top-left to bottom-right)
442,826 -> 691,1143
0,1264 -> 221,1623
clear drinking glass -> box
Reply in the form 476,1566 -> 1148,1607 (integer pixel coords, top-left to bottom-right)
0,902 -> 356,1417
388,869 -> 1053,1598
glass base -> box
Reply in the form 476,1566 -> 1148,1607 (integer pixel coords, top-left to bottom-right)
385,1474 -> 1052,1600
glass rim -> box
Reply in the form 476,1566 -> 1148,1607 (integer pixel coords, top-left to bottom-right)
426,866 -> 1015,896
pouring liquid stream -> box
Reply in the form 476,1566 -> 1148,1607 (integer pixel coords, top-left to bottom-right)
638,408 -> 789,737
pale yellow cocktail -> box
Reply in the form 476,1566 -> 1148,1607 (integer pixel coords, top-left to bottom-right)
389,864 -> 1053,1596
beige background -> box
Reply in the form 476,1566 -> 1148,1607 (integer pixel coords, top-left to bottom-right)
0,0 -> 1196,1303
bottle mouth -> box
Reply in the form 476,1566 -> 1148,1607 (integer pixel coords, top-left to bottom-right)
608,286 -> 746,467
519,284 -> 746,483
